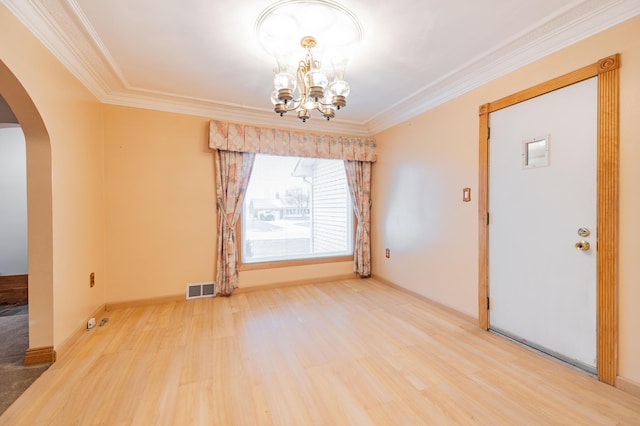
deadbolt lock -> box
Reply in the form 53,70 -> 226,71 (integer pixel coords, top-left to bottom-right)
577,227 -> 591,237
575,241 -> 591,251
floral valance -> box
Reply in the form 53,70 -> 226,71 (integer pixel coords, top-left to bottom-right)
209,120 -> 377,162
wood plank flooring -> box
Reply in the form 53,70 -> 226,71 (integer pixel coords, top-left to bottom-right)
2,278 -> 639,425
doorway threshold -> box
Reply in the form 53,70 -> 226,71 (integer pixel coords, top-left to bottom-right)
490,326 -> 597,376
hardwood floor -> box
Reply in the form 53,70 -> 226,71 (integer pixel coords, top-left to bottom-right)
2,278 -> 639,425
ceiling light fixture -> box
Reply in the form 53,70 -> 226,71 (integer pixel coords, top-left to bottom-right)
256,0 -> 363,123
271,35 -> 349,122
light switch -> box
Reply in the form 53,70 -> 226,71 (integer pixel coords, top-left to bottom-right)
463,187 -> 471,202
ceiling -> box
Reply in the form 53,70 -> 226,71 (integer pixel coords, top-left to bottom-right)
3,0 -> 639,136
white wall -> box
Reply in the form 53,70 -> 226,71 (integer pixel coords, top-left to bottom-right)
0,124 -> 28,275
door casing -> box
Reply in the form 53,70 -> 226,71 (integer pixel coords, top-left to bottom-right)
478,54 -> 620,385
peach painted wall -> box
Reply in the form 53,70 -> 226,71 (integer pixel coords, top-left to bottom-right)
372,15 -> 640,384
239,261 -> 353,288
103,106 -> 214,302
0,4 -> 106,347
103,105 -> 353,302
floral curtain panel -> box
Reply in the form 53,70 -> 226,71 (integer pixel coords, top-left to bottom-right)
209,120 -> 377,162
214,149 -> 255,296
345,160 -> 372,277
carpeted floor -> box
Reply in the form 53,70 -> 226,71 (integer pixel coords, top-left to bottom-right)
0,305 -> 51,415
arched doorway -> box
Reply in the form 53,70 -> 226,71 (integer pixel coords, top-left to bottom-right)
0,59 -> 54,361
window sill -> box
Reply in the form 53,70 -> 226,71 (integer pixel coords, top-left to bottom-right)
238,255 -> 353,271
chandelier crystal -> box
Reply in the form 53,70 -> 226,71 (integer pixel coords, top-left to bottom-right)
271,36 -> 349,122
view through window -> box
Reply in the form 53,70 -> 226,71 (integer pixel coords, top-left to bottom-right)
241,154 -> 353,264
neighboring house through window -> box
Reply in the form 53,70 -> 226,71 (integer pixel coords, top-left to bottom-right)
241,154 -> 353,265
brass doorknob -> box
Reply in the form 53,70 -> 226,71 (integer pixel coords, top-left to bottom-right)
575,241 -> 591,251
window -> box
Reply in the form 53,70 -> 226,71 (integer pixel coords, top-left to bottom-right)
241,154 -> 353,265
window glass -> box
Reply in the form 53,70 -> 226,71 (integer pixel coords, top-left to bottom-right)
241,154 -> 353,264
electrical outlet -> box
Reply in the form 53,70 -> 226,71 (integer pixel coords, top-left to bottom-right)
385,248 -> 390,258
90,272 -> 95,288
87,318 -> 96,329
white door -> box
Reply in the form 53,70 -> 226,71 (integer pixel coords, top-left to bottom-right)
488,77 -> 598,372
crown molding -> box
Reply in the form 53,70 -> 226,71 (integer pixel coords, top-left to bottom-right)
102,90 -> 373,137
2,0 -> 119,99
365,0 -> 640,134
3,0 -> 639,137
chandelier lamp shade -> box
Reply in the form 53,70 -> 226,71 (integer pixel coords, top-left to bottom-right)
271,36 -> 350,122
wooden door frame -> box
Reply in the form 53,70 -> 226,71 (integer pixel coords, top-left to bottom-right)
478,54 -> 620,385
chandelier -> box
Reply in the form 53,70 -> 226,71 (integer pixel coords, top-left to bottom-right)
256,0 -> 362,123
271,35 -> 350,122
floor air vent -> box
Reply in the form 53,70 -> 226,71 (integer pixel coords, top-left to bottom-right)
186,282 -> 215,300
